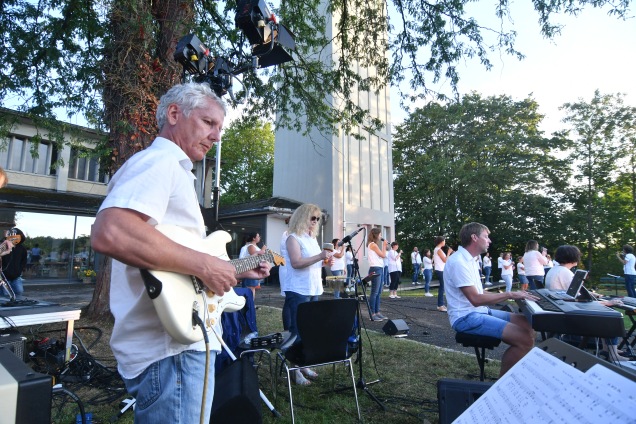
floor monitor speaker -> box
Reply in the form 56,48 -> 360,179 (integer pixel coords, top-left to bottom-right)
382,319 -> 409,336
437,378 -> 493,424
210,355 -> 262,424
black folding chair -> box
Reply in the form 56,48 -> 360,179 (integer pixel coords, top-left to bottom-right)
277,298 -> 360,423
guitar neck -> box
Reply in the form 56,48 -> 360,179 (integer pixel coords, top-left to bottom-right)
230,252 -> 273,275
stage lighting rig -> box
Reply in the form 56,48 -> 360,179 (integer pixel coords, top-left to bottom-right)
173,1 -> 295,99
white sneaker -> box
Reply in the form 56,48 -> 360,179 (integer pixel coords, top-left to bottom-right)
425,292 -> 434,297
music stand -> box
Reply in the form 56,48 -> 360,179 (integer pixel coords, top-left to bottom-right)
343,238 -> 386,411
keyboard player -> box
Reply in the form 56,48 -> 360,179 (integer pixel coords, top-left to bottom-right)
445,222 -> 540,377
544,245 -> 581,291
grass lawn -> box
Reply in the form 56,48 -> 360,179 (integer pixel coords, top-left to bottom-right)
39,284 -> 633,423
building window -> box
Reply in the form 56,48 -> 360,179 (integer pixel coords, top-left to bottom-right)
0,135 -> 55,175
69,148 -> 107,183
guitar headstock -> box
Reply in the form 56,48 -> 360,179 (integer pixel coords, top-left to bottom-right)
5,233 -> 22,246
262,250 -> 285,266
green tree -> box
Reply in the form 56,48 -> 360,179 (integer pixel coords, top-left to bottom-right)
218,118 -> 274,205
558,91 -> 636,271
392,93 -> 568,263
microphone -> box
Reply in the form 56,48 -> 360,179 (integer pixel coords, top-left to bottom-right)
338,227 -> 363,246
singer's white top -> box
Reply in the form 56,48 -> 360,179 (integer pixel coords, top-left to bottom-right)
331,249 -> 345,272
282,233 -> 324,296
624,253 -> 636,276
423,256 -> 433,270
388,250 -> 401,273
367,242 -> 384,267
411,251 -> 422,264
523,250 -> 548,276
433,247 -> 446,271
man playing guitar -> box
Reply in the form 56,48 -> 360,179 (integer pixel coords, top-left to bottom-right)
91,83 -> 270,423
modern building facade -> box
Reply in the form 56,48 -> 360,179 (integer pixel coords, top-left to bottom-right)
272,4 -> 394,276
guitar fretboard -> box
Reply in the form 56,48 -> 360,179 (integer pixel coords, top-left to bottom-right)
230,252 -> 274,275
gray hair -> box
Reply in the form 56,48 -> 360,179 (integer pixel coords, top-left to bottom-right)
156,83 -> 227,130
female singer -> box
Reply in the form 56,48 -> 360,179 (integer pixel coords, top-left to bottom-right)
281,203 -> 333,385
523,240 -> 548,290
433,236 -> 453,312
387,242 -> 403,299
367,228 -> 388,321
330,238 -> 347,298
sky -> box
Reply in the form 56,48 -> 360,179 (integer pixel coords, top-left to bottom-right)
390,3 -> 636,134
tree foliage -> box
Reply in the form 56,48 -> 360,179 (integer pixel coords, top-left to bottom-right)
558,91 -> 636,271
217,117 -> 274,205
392,93 -> 569,258
2,0 -> 633,163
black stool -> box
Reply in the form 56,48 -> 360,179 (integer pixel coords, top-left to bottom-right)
455,332 -> 501,381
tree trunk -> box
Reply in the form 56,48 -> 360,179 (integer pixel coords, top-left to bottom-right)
86,0 -> 193,316
86,256 -> 112,318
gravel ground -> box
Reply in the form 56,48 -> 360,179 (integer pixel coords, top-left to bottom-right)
21,279 -> 517,361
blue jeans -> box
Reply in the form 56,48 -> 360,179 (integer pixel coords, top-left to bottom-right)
123,351 -> 216,423
423,269 -> 432,292
435,270 -> 445,307
412,263 -> 421,283
483,266 -> 491,284
2,276 -> 24,297
331,270 -> 345,298
346,264 -> 354,285
625,274 -> 636,298
368,266 -> 383,315
502,275 -> 512,292
284,291 -> 320,340
526,275 -> 544,290
383,266 -> 389,286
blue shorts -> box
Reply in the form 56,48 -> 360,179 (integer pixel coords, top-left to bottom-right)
452,308 -> 511,339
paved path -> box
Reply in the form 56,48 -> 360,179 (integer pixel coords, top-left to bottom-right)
19,279 -> 514,361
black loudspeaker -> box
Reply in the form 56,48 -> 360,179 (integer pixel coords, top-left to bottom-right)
382,319 -> 409,336
210,356 -> 262,424
437,378 -> 493,424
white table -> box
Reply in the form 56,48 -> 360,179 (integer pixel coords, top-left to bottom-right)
0,303 -> 81,362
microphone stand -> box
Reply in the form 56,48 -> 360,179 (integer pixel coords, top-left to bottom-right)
345,239 -> 386,411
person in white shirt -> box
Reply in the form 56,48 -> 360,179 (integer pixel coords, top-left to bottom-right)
411,247 -> 422,285
616,244 -> 636,297
433,236 -> 453,311
345,246 -> 354,286
482,252 -> 492,285
90,83 -> 270,423
422,249 -> 434,296
523,240 -> 548,290
516,256 -> 528,290
497,252 -> 504,282
445,222 -> 538,377
501,252 -> 515,292
330,238 -> 347,298
387,242 -> 403,298
545,245 -> 581,291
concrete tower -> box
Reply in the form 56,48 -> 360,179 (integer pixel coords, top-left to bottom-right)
273,3 -> 394,275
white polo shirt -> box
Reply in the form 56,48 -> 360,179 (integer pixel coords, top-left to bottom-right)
99,137 -> 212,379
444,246 -> 488,327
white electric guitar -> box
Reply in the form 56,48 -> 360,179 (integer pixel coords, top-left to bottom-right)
140,224 -> 285,345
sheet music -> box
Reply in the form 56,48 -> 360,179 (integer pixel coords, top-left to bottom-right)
454,348 -> 636,424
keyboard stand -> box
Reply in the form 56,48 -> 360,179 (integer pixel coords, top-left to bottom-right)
618,309 -> 636,356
